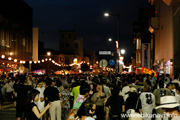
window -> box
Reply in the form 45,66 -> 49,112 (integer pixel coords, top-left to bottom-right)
136,39 -> 141,50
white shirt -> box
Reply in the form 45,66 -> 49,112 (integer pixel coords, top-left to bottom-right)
121,86 -> 130,102
103,85 -> 111,98
5,82 -> 14,92
140,92 -> 155,114
35,86 -> 45,110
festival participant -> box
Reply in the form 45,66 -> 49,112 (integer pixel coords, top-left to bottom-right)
44,79 -> 61,120
61,83 -> 70,120
105,87 -> 125,120
91,83 -> 106,120
153,80 -> 171,120
139,85 -> 155,120
35,80 -> 45,120
75,99 -> 96,120
26,89 -> 52,120
14,75 -> 31,120
155,96 -> 180,120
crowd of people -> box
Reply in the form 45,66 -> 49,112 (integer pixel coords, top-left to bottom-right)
0,72 -> 180,120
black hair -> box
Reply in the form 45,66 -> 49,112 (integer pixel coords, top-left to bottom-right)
174,74 -> 179,80
172,83 -> 179,89
80,84 -> 90,95
159,80 -> 164,88
26,89 -> 40,104
166,82 -> 172,88
56,79 -> 62,87
46,78 -> 52,86
76,99 -> 95,118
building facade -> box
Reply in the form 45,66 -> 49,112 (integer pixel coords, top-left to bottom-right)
0,0 -> 33,62
149,0 -> 180,77
132,8 -> 154,71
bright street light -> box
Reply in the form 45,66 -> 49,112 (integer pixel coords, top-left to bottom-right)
104,13 -> 109,17
121,49 -> 125,55
47,52 -> 51,56
108,38 -> 112,42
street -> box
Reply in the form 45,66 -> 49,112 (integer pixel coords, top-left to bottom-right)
0,102 -> 16,120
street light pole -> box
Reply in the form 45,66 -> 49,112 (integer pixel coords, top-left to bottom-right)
104,12 -> 121,73
47,52 -> 51,76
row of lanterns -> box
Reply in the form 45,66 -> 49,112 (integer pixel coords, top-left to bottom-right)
1,55 -> 62,67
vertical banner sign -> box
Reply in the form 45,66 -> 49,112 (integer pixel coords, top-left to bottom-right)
142,43 -> 151,69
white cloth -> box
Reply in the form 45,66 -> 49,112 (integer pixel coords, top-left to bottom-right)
122,86 -> 130,102
35,86 -> 45,110
172,79 -> 180,86
172,116 -> 180,120
140,92 -> 155,120
74,94 -> 86,105
103,85 -> 111,98
5,82 -> 13,92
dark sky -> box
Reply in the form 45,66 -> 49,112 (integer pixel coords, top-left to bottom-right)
25,0 -> 148,60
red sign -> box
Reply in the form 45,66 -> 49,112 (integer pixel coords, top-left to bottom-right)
142,67 -> 158,78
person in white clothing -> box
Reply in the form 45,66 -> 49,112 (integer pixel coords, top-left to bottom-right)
35,81 -> 45,112
5,79 -> 14,102
155,96 -> 180,120
122,80 -> 130,102
139,85 -> 155,120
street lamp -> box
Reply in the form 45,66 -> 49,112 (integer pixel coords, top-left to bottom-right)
108,38 -> 112,42
104,12 -> 121,73
121,49 -> 125,55
104,12 -> 110,17
47,52 -> 51,56
47,52 -> 51,76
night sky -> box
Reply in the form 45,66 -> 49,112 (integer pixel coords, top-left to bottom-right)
25,0 -> 148,60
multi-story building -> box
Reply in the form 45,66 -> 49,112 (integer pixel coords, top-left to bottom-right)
0,0 -> 33,62
59,30 -> 84,65
148,0 -> 180,77
132,8 -> 154,71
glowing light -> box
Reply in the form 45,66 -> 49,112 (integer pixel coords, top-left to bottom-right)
104,13 -> 109,17
34,61 -> 37,64
47,52 -> 51,56
45,58 -> 48,61
8,57 -> 12,60
42,59 -> 44,62
14,59 -> 17,62
1,55 -> 5,59
49,58 -> 52,61
38,61 -> 40,63
20,61 -> 23,64
10,52 -> 13,56
23,61 -> 26,64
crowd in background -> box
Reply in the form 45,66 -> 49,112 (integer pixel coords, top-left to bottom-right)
0,72 -> 180,120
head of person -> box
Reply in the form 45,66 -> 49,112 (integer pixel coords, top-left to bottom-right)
176,87 -> 180,95
174,74 -> 179,80
143,85 -> 151,92
156,96 -> 180,118
56,79 -> 62,87
26,89 -> 40,104
46,78 -> 52,87
80,83 -> 90,97
102,79 -> 107,85
158,80 -> 164,88
172,83 -> 179,89
76,99 -> 96,118
166,83 -> 172,90
63,83 -> 69,90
